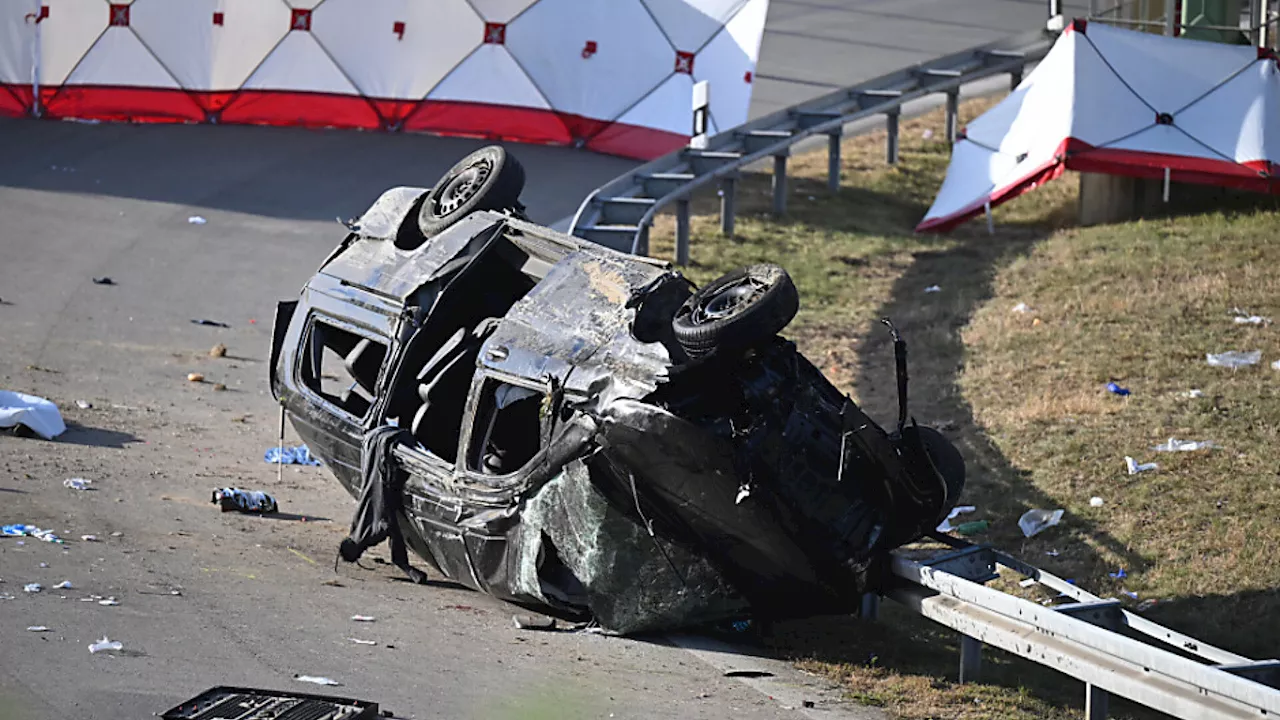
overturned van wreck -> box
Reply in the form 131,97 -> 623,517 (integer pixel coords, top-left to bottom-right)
269,146 -> 965,634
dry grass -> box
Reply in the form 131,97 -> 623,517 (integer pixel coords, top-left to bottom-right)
651,94 -> 1280,719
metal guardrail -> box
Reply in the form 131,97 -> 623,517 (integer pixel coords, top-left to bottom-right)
870,538 -> 1280,719
568,27 -> 1059,262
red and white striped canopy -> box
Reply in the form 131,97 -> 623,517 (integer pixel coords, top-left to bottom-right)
0,0 -> 769,160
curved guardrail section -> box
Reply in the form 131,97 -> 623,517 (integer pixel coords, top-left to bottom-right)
569,27 -> 1059,261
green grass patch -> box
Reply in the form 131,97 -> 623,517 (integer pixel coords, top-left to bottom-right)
649,95 -> 1280,719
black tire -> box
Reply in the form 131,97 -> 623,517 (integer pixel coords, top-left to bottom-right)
672,264 -> 799,360
417,145 -> 525,238
917,426 -> 966,523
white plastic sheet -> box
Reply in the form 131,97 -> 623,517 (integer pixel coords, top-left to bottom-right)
0,390 -> 65,440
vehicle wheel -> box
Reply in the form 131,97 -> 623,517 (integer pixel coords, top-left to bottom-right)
417,145 -> 525,237
917,426 -> 966,522
671,263 -> 799,360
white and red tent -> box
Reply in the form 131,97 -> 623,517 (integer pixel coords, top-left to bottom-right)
918,19 -> 1280,232
0,0 -> 769,160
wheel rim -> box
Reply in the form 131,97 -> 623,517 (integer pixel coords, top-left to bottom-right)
691,276 -> 769,325
433,158 -> 493,217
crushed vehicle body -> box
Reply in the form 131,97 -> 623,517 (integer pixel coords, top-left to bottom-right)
269,146 -> 966,634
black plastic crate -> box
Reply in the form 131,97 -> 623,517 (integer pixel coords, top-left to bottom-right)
159,686 -> 379,720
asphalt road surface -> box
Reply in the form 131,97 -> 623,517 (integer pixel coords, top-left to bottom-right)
0,2 -> 1084,718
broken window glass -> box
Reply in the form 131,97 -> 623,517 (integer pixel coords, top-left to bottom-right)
299,317 -> 387,420
467,379 -> 547,476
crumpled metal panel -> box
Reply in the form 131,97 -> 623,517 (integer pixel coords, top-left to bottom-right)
481,249 -> 674,409
511,459 -> 751,635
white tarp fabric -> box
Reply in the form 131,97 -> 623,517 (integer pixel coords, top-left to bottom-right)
0,0 -> 770,161
0,390 -> 66,440
918,20 -> 1280,232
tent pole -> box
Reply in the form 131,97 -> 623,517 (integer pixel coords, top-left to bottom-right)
1164,0 -> 1178,35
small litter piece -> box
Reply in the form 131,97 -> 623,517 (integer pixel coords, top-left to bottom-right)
212,487 -> 279,514
1151,438 -> 1219,452
2,524 -> 62,543
923,285 -> 942,293
1105,382 -> 1131,396
264,445 -> 323,466
26,626 -> 50,632
294,675 -> 341,687
1182,389 -> 1205,398
75,400 -> 93,409
1109,568 -> 1127,579
1273,360 -> 1280,371
936,505 -> 977,532
349,638 -> 377,645
38,562 -> 48,568
1125,456 -> 1159,475
955,520 -> 989,536
1089,496 -> 1104,507
1206,350 -> 1261,369
1230,308 -> 1270,325
1137,599 -> 1158,611
1018,578 -> 1038,588
24,583 -> 42,593
209,343 -> 227,358
64,478 -> 93,491
512,614 -> 557,631
99,597 -> 120,606
0,390 -> 66,440
189,318 -> 229,328
88,636 -> 122,654
91,277 -> 114,285
1121,590 -> 1139,600
351,615 -> 376,623
1011,302 -> 1033,314
723,669 -> 775,678
80,535 -> 98,542
187,372 -> 205,383
1018,508 -> 1064,538
187,215 -> 207,225
53,580 -> 72,589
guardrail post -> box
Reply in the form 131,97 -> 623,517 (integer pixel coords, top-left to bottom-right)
860,593 -> 880,621
719,175 -> 737,237
886,109 -> 900,165
675,198 -> 691,266
959,635 -> 982,683
826,130 -> 842,193
772,154 -> 788,217
945,89 -> 960,145
1085,683 -> 1109,719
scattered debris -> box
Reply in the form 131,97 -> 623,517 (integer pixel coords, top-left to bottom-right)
264,445 -> 322,466
2,524 -> 62,543
803,701 -> 816,709
81,535 -> 99,542
75,400 -> 93,409
1105,382 -> 1130,396
23,583 -> 42,593
349,638 -> 377,645
922,129 -> 934,139
1137,598 -> 1158,611
1273,360 -> 1280,371
212,487 -> 279,514
955,520 -> 989,536
99,597 -> 120,606
63,478 -> 93,491
91,277 -> 115,285
188,216 -> 207,225
1109,568 -> 1128,579
53,580 -> 72,589
88,637 -> 123,654
27,626 -> 50,632
924,285 -> 941,293
1089,496 -> 1104,507
0,390 -> 66,440
1121,590 -> 1139,600
1151,438 -> 1219,452
936,505 -> 977,532
1011,302 -> 1033,314
1230,308 -> 1270,325
1018,508 -> 1064,538
351,615 -> 376,623
1125,456 -> 1159,475
209,343 -> 227,358
294,675 -> 341,687
187,372 -> 205,383
512,614 -> 557,631
1018,578 -> 1038,588
190,319 -> 229,328
1181,389 -> 1205,398
1206,350 -> 1261,369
